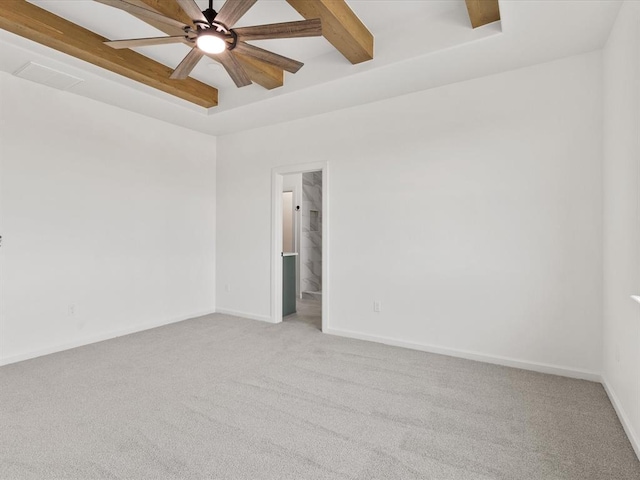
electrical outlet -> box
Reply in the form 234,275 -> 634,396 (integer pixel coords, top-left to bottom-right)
68,304 -> 76,317
373,301 -> 381,313
225,284 -> 231,293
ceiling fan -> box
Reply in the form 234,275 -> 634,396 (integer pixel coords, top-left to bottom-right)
95,0 -> 322,87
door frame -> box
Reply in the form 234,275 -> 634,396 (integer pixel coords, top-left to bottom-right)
271,161 -> 328,330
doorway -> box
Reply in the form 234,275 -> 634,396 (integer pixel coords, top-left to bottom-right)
271,162 -> 328,331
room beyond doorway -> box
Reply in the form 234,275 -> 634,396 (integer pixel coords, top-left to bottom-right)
281,170 -> 323,329
300,171 -> 323,301
271,162 -> 328,330
284,296 -> 321,331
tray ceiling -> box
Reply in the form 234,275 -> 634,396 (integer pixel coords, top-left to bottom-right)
0,1 -> 622,135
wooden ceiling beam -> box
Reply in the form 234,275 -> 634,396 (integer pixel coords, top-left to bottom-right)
135,0 -> 285,89
0,0 -> 218,108
465,0 -> 501,29
285,0 -> 373,65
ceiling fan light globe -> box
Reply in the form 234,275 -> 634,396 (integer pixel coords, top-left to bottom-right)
197,34 -> 226,54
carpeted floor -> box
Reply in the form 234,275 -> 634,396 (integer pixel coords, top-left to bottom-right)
1,299 -> 639,479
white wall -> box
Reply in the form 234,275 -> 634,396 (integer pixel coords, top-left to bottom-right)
0,73 -> 216,364
602,0 -> 640,458
216,51 -> 603,377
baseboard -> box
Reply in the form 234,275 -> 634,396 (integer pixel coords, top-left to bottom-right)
0,309 -> 216,367
214,308 -> 275,323
324,327 -> 601,382
602,376 -> 640,462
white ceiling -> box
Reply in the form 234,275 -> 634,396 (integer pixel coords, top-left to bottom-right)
0,1 -> 623,135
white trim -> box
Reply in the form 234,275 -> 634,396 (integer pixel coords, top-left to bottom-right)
0,309 -> 216,367
324,326 -> 601,382
602,376 -> 640,462
271,161 -> 329,331
215,308 -> 274,323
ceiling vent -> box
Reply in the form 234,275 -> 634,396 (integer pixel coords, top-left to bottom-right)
13,62 -> 84,90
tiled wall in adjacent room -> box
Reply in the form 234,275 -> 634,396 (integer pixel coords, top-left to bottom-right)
301,171 -> 322,294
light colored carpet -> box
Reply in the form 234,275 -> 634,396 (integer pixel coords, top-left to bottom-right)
1,299 -> 639,479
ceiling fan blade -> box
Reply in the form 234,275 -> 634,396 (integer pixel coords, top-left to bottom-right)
105,35 -> 188,49
233,42 -> 303,74
215,0 -> 258,28
233,18 -> 322,41
175,0 -> 207,23
94,0 -> 190,32
170,47 -> 205,79
215,50 -> 252,87
234,55 -> 284,90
